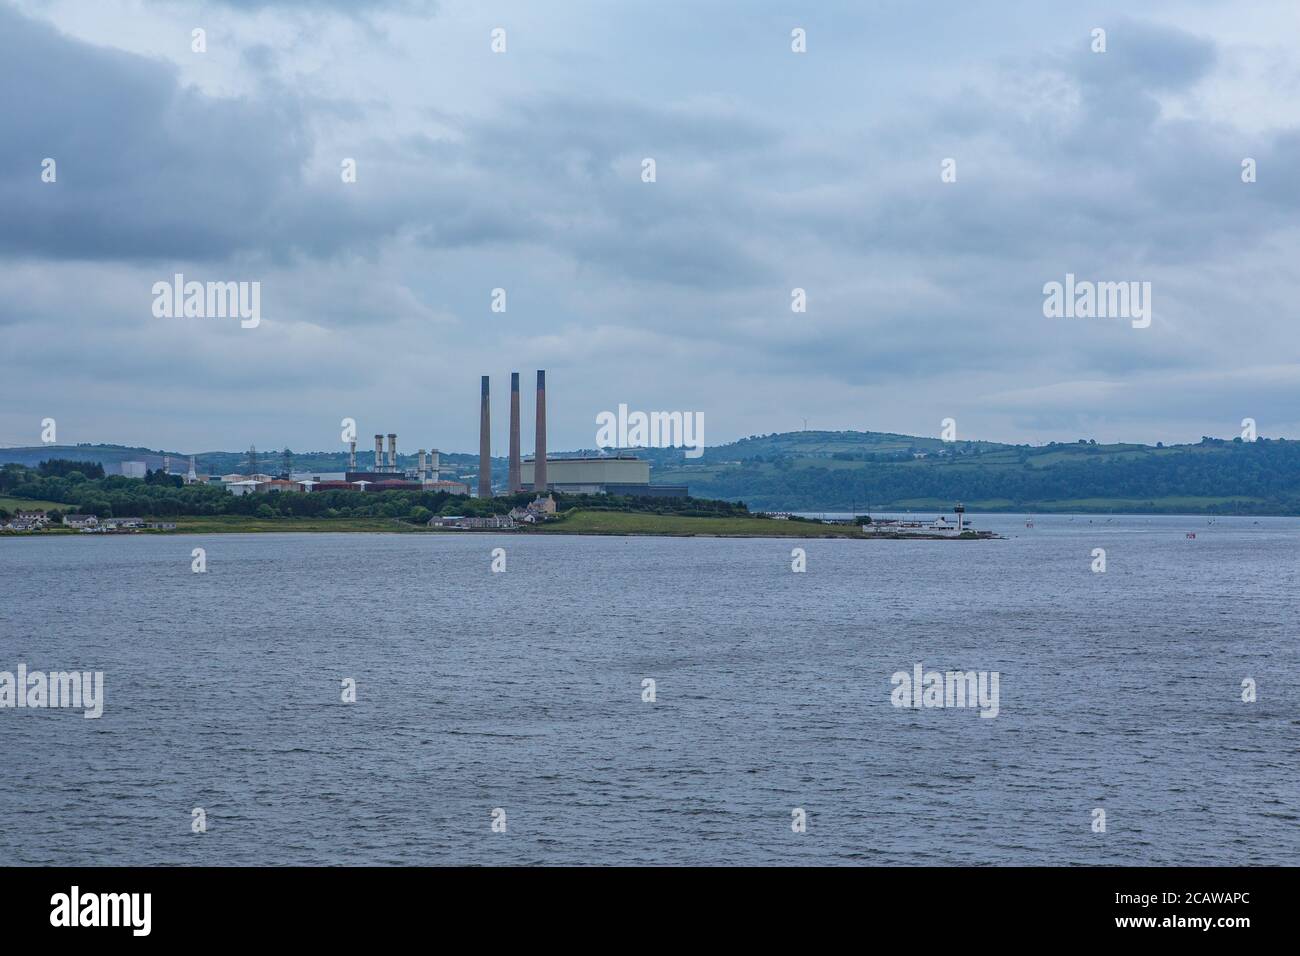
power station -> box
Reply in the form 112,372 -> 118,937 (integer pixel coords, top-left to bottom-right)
477,369 -> 549,497
342,432 -> 446,488
198,369 -> 684,498
474,370 -> 687,498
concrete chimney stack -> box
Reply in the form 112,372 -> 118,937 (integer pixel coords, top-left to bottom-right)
388,433 -> 397,472
374,434 -> 383,472
349,440 -> 357,471
418,449 -> 427,481
508,372 -> 522,493
429,449 -> 440,481
478,375 -> 492,498
534,369 -> 547,493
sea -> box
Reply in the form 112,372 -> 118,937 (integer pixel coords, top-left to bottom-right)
1,513 -> 1296,865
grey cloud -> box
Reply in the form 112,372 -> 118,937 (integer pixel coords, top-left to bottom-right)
211,0 -> 436,10
4,1 -> 1300,452
0,4 -> 307,261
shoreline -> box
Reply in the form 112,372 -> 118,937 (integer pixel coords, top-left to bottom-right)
1,529 -> 1000,540
9,508 -> 1275,539
1,513 -> 1001,539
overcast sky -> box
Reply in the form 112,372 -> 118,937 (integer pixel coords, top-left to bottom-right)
3,0 -> 1300,455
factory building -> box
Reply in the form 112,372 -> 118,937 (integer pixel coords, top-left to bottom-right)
426,479 -> 470,495
343,432 -> 449,487
520,456 -> 688,497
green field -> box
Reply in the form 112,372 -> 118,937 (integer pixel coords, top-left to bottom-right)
532,509 -> 865,537
0,496 -> 67,512
168,515 -> 421,533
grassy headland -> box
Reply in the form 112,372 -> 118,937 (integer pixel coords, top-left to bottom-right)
161,511 -> 868,537
168,515 -> 419,534
530,509 -> 863,537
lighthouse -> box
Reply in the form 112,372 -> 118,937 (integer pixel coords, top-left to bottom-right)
955,502 -> 965,533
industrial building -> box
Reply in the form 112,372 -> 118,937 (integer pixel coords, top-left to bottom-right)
343,432 -> 446,487
520,456 -> 687,497
150,369 -> 687,503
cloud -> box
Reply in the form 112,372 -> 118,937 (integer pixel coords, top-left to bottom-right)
3,1 -> 1300,453
0,4 -> 309,261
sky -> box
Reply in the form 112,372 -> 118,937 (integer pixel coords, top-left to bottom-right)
2,0 -> 1300,456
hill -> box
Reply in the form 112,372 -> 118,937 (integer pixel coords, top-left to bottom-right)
645,431 -> 1300,514
4,431 -> 1300,514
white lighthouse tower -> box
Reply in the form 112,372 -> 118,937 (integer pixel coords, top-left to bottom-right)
955,502 -> 965,533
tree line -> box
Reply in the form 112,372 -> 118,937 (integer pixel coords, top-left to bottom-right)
678,438 -> 1300,514
0,461 -> 745,522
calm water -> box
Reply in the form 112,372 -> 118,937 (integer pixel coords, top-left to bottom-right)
1,515 -> 1296,865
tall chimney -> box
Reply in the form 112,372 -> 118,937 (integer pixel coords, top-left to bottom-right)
534,369 -> 547,493
374,434 -> 383,472
388,433 -> 397,472
508,372 -> 522,493
418,449 -> 427,481
349,440 -> 357,471
478,375 -> 492,498
429,449 -> 440,482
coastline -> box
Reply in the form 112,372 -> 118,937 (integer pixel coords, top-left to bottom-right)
1,511 -> 1001,539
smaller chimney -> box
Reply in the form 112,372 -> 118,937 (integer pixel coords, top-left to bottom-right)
509,371 -> 522,493
418,449 -> 427,481
349,440 -> 357,471
388,433 -> 397,472
374,434 -> 383,472
534,369 -> 547,493
429,448 -> 440,482
479,376 -> 492,498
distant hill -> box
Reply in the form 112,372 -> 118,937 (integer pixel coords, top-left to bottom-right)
0,444 -> 484,483
4,431 -> 1300,514
0,443 -> 181,472
645,430 -> 1300,514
